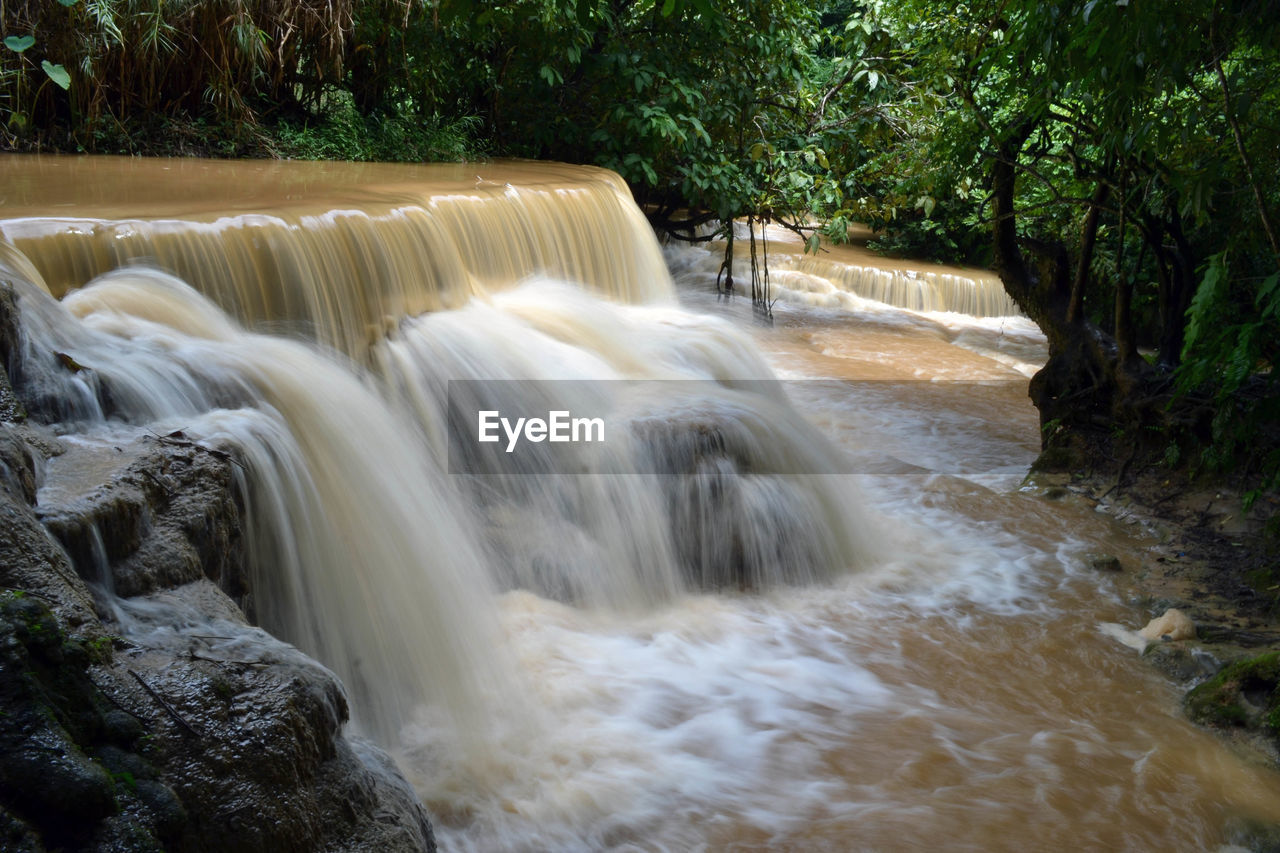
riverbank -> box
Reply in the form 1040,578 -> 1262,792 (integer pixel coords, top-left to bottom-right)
1031,461 -> 1280,770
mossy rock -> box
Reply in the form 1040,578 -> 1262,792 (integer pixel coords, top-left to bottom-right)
1185,651 -> 1280,735
1031,443 -> 1083,473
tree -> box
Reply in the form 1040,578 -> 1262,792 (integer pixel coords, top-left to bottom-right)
879,0 -> 1280,491
396,0 -> 904,313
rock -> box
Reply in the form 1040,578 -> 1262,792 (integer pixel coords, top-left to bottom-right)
102,709 -> 145,746
1143,642 -> 1221,682
0,441 -> 103,634
100,603 -> 437,852
1185,651 -> 1280,738
0,593 -> 119,848
0,362 -> 439,851
1084,552 -> 1122,572
1138,608 -> 1196,642
0,284 -> 27,424
35,436 -> 247,602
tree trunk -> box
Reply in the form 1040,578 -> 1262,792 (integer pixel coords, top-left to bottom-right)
1067,183 -> 1108,325
990,121 -> 1126,448
1157,217 -> 1196,367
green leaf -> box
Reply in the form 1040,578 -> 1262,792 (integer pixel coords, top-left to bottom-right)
55,0 -> 78,6
42,60 -> 70,90
1257,272 -> 1280,319
4,35 -> 35,53
661,0 -> 676,17
1182,253 -> 1228,357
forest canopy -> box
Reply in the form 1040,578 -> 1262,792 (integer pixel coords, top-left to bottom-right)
3,0 -> 1279,495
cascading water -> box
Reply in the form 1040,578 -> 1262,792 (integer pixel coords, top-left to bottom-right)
4,155 -> 1280,851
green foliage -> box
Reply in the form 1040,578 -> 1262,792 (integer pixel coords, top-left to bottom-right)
4,0 -> 1280,491
1177,253 -> 1280,493
868,0 -> 1280,498
2,0 -> 355,149
273,94 -> 484,162
386,0 -> 915,310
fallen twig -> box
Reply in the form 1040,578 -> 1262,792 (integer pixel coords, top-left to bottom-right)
189,651 -> 268,668
146,429 -> 244,469
129,669 -> 201,738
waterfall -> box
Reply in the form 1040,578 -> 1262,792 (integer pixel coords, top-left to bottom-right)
683,219 -> 1020,317
1,156 -> 875,745
2,156 -> 673,359
12,157 -> 1280,853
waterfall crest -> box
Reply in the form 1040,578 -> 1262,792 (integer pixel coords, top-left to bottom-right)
2,156 -> 673,358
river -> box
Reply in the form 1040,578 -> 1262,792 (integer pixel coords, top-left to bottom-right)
2,156 -> 1278,851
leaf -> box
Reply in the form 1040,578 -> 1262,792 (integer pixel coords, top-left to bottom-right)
4,35 -> 35,53
54,351 -> 86,373
1257,272 -> 1280,319
56,0 -> 78,6
661,0 -> 676,17
42,60 -> 71,90
1182,253 -> 1228,357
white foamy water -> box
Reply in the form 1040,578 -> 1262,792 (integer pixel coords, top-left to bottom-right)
381,246 -> 1280,851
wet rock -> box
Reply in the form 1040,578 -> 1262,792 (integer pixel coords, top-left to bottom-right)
95,600 -> 436,852
0,454 -> 102,634
0,806 -> 43,853
1185,651 -> 1280,740
1138,608 -> 1195,642
0,592 -> 119,848
1142,642 -> 1221,683
0,284 -> 27,423
1084,552 -> 1122,572
1,347 -> 438,850
102,709 -> 145,746
36,437 -> 247,602
0,426 -> 38,504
